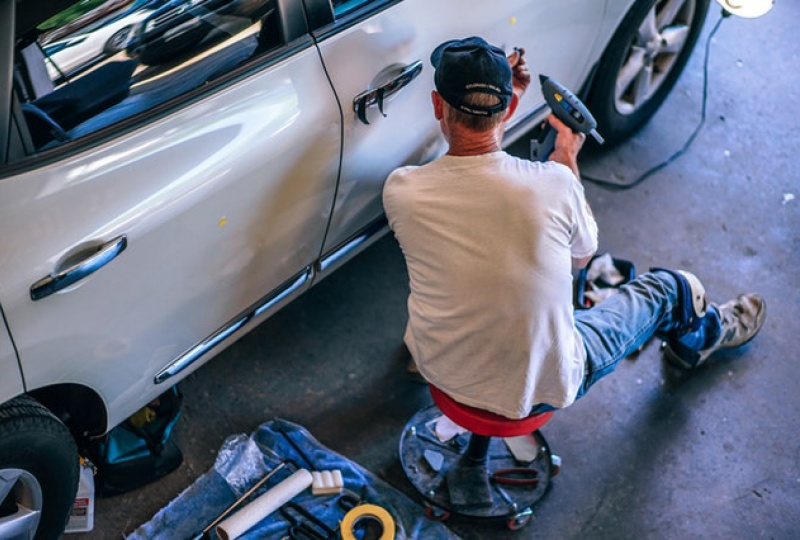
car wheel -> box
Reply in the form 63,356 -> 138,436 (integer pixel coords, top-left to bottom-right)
0,395 -> 79,540
104,26 -> 133,56
586,0 -> 710,146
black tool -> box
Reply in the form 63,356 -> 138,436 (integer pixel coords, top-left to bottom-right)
280,502 -> 336,540
336,490 -> 362,513
276,426 -> 317,470
531,74 -> 604,161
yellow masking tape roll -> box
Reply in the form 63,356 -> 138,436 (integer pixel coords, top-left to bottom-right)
340,504 -> 396,540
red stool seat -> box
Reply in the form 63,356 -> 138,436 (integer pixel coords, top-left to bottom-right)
400,384 -> 558,527
430,385 -> 553,438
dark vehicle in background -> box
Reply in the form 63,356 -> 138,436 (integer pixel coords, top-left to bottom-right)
126,0 -> 274,65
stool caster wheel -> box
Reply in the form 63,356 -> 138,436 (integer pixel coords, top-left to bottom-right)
424,504 -> 451,522
506,509 -> 533,531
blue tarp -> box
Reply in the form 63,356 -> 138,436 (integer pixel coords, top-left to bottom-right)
127,419 -> 460,539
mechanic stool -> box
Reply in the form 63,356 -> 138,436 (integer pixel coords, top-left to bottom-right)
399,385 -> 559,531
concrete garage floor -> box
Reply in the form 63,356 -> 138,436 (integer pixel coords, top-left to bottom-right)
74,4 -> 798,539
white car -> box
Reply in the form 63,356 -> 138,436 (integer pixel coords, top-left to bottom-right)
0,0 -> 710,537
43,7 -> 153,80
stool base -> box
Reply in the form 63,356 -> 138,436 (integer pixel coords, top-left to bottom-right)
399,404 -> 555,525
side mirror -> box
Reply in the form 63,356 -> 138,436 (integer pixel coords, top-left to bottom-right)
716,0 -> 774,18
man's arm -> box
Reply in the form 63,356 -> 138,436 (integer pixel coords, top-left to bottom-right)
509,50 -> 595,268
547,114 -> 585,180
548,112 -> 594,220
573,255 -> 593,269
546,114 -> 597,268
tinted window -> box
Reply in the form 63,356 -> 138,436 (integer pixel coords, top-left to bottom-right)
13,0 -> 284,155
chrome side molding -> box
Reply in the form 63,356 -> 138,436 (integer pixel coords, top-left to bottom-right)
154,267 -> 311,384
318,218 -> 388,273
156,218 -> 388,385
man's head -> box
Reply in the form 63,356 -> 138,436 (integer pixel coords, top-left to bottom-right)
431,36 -> 513,131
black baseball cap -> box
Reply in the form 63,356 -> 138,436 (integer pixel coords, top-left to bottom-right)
430,36 -> 513,117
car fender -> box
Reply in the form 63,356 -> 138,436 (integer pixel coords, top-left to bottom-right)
0,303 -> 24,402
592,0 -> 641,59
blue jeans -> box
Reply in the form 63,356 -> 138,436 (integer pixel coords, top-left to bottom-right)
531,271 -> 721,413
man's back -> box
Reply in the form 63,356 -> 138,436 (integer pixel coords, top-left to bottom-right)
384,151 -> 597,418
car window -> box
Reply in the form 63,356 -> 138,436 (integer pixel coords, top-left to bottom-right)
10,0 -> 289,159
331,0 -> 374,17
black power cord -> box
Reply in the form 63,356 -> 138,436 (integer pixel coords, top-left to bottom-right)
581,13 -> 726,191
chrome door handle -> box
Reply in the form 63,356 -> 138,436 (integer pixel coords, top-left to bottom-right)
30,235 -> 127,301
353,60 -> 423,125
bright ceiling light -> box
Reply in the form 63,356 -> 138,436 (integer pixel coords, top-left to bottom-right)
716,0 -> 775,18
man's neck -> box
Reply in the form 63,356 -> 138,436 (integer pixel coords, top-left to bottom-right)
443,124 -> 503,156
445,128 -> 502,157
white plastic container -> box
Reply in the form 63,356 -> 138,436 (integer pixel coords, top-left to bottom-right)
64,458 -> 94,534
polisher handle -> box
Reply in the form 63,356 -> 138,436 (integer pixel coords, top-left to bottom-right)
539,74 -> 603,144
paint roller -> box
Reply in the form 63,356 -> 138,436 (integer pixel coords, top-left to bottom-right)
215,468 -> 313,540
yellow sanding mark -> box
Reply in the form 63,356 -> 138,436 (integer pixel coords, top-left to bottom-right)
510,16 -> 518,25
219,216 -> 227,228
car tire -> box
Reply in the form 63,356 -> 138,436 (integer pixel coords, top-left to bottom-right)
104,26 -> 133,56
0,395 -> 79,540
586,0 -> 710,146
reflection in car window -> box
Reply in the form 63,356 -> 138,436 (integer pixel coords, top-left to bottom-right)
331,0 -> 375,18
13,0 -> 282,155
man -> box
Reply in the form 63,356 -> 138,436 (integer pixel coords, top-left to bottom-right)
382,36 -> 766,419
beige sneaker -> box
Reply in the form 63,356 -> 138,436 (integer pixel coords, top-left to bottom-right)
664,294 -> 766,369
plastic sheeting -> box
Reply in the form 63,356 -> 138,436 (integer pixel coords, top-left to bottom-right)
127,418 -> 461,540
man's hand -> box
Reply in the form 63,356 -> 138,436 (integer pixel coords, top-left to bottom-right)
508,47 -> 531,99
547,113 -> 585,180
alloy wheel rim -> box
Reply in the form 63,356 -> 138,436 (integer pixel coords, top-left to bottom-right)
615,0 -> 697,115
0,468 -> 43,539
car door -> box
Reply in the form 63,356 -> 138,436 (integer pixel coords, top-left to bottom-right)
0,321 -> 23,400
0,0 -> 342,428
309,0 -> 608,261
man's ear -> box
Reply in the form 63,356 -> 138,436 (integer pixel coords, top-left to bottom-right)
432,91 -> 445,120
503,93 -> 520,123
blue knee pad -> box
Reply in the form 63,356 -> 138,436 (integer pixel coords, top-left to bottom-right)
650,267 -> 707,336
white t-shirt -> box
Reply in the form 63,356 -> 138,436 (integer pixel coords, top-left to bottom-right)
383,151 -> 598,419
